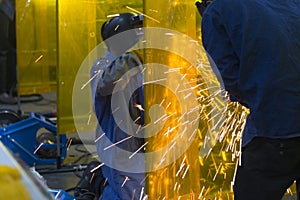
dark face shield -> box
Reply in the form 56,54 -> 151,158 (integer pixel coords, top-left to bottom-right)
101,13 -> 144,55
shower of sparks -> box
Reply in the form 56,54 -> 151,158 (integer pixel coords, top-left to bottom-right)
129,141 -> 148,159
125,6 -> 160,24
33,142 -> 44,154
94,132 -> 106,143
103,136 -> 133,150
90,163 -> 104,173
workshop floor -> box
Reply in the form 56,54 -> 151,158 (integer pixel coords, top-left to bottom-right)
0,92 -> 297,199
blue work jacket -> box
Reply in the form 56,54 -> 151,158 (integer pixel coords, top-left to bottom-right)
90,50 -> 146,200
201,0 -> 300,146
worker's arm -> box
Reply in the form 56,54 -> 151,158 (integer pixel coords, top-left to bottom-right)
201,5 -> 248,107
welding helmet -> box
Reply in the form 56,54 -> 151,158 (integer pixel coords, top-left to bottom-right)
101,13 -> 143,55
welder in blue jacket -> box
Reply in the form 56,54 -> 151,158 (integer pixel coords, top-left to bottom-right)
201,0 -> 300,199
90,13 -> 146,200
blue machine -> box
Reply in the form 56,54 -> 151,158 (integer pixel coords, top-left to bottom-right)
0,112 -> 67,166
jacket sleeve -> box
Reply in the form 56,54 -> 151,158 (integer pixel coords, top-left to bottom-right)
201,7 -> 246,105
96,52 -> 143,96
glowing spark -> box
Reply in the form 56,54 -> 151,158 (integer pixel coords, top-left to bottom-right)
135,125 -> 142,135
165,32 -> 174,36
139,187 -> 146,200
117,119 -> 123,127
166,123 -> 180,135
180,73 -> 187,81
187,106 -> 200,115
95,132 -> 106,143
181,118 -> 190,126
66,138 -> 72,151
213,162 -> 222,181
134,116 -> 141,123
198,186 -> 206,199
126,6 -> 160,23
174,182 -> 178,191
90,173 -> 95,183
103,178 -> 108,186
135,104 -> 144,111
176,156 -> 186,177
114,25 -> 120,31
175,84 -> 180,92
154,113 -> 167,124
182,164 -> 190,179
179,126 -> 187,138
87,114 -> 91,125
90,163 -> 104,173
144,78 -> 167,84
113,78 -> 123,84
129,141 -> 148,159
166,102 -> 171,109
159,98 -> 165,106
34,142 -> 44,154
112,106 -> 120,114
162,112 -> 177,122
107,14 -> 120,18
34,55 -> 43,63
121,176 -> 130,187
184,92 -> 192,99
132,189 -> 136,200
164,67 -> 181,74
177,112 -> 186,122
81,69 -> 102,90
142,195 -> 148,200
156,151 -> 168,168
188,129 -> 198,141
178,84 -> 203,92
104,136 -> 133,150
169,141 -> 176,150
